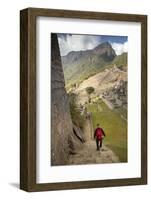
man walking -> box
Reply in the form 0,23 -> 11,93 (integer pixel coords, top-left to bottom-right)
94,124 -> 106,151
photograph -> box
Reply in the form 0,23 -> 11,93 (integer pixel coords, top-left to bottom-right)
20,8 -> 147,191
51,33 -> 128,166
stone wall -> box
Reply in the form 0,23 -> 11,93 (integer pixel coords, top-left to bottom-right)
51,33 -> 85,165
51,33 -> 73,165
51,33 -> 86,165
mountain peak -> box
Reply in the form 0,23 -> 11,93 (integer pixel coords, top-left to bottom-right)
62,41 -> 116,71
93,42 -> 116,61
94,42 -> 112,51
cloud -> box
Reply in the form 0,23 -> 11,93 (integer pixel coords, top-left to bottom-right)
57,34 -> 128,56
58,34 -> 101,56
111,41 -> 128,55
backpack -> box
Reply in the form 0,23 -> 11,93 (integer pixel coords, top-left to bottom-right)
95,128 -> 103,140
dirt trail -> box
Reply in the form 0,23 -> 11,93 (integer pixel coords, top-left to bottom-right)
68,115 -> 119,165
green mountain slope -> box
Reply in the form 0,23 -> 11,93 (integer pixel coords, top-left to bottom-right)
111,52 -> 127,67
61,42 -> 127,88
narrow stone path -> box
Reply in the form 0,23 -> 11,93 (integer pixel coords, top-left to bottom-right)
68,115 -> 120,165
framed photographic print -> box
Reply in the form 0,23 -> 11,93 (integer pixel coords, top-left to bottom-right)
20,8 -> 147,191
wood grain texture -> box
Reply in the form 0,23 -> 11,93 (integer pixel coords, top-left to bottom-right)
141,16 -> 147,183
20,8 -> 147,192
20,9 -> 29,191
20,8 -> 36,191
28,7 -> 146,22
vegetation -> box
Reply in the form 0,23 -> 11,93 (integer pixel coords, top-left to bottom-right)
85,87 -> 95,95
112,52 -> 127,67
87,99 -> 127,162
63,52 -> 127,90
85,86 -> 95,103
68,92 -> 85,129
63,43 -> 128,162
62,42 -> 116,87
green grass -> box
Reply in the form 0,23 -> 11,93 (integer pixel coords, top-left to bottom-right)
87,99 -> 127,162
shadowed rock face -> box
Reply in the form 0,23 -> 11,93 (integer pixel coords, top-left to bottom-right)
51,33 -> 73,166
51,33 -> 86,166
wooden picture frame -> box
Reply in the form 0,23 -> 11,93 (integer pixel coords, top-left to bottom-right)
20,7 -> 147,192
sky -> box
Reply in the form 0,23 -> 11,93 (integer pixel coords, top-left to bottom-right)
57,33 -> 128,56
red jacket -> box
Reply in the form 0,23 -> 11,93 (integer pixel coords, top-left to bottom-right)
94,127 -> 105,140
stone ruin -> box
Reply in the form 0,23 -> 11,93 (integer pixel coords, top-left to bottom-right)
51,33 -> 85,165
101,80 -> 127,109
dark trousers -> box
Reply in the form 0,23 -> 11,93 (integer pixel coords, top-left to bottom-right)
96,139 -> 102,150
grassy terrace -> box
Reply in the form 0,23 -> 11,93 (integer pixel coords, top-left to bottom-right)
87,99 -> 127,162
